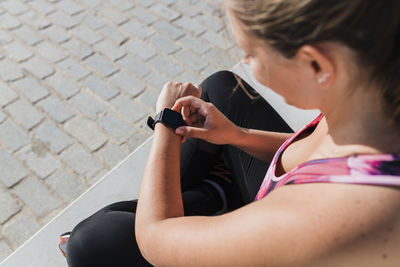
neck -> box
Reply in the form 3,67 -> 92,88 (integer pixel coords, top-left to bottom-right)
318,90 -> 400,155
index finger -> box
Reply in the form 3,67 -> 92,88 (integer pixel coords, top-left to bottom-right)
172,96 -> 209,116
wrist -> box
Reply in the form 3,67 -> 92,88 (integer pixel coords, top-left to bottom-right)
228,125 -> 244,145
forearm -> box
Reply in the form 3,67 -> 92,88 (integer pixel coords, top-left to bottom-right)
136,124 -> 183,231
232,128 -> 292,162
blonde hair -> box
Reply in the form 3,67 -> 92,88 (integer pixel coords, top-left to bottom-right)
226,0 -> 400,124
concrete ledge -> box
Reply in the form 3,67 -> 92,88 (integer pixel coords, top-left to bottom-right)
1,63 -> 319,267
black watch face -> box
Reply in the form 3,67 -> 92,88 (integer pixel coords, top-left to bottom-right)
162,109 -> 183,126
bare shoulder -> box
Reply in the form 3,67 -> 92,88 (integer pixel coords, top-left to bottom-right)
262,183 -> 400,266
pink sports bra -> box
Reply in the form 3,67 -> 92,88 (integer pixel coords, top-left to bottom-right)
255,113 -> 400,201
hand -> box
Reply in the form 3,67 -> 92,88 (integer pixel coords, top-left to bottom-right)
156,82 -> 201,113
172,96 -> 240,144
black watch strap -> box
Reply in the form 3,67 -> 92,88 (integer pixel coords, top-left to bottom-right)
147,108 -> 186,130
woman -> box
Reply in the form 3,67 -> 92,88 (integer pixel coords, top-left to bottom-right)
65,0 -> 400,266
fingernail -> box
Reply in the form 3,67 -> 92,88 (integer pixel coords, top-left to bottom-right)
176,128 -> 183,135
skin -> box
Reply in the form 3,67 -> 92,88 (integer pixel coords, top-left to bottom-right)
135,8 -> 400,267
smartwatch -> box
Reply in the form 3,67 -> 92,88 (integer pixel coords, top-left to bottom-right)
147,108 -> 186,130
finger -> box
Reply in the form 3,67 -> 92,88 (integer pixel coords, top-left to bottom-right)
175,126 -> 208,139
182,106 -> 191,125
172,96 -> 203,112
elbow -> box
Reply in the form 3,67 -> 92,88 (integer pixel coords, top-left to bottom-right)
136,222 -> 164,266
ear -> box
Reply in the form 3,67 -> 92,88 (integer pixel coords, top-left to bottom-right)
295,45 -> 335,89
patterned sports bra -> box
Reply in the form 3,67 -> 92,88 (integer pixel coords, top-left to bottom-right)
255,113 -> 400,201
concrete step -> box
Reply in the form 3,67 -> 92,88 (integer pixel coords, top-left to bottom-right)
1,63 -> 318,267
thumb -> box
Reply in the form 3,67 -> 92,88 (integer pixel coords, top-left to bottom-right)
175,126 -> 207,139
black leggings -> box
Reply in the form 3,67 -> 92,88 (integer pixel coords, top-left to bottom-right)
66,71 -> 293,267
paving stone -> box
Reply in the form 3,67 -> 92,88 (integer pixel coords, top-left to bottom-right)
150,33 -> 181,54
61,38 -> 93,60
46,168 -> 85,202
110,94 -> 148,123
97,142 -> 128,168
110,0 -> 134,11
83,75 -> 119,101
0,241 -> 13,262
85,53 -> 119,77
22,57 -> 55,79
56,0 -> 84,15
0,148 -> 28,187
37,95 -> 76,123
82,0 -> 102,9
0,119 -> 30,152
202,30 -> 233,50
174,17 -> 206,36
99,25 -> 129,45
13,177 -> 61,217
49,10 -> 79,29
0,28 -> 13,44
109,71 -> 145,97
137,88 -> 158,110
71,25 -> 103,45
69,91 -> 107,120
41,25 -> 71,44
28,0 -> 56,15
121,21 -> 155,40
117,55 -> 151,78
34,121 -> 74,154
179,35 -> 210,54
19,10 -> 52,30
94,40 -> 126,61
2,210 -> 40,249
148,54 -> 183,78
14,76 -> 49,103
139,0 -> 156,8
142,71 -> 169,91
153,20 -> 184,40
45,72 -> 80,99
64,117 -> 108,151
195,13 -> 224,32
175,70 -> 203,84
206,48 -> 236,69
0,59 -> 24,82
58,58 -> 91,80
3,41 -> 33,62
81,13 -> 106,30
1,0 -> 29,15
196,1 -> 220,16
98,112 -> 136,143
14,25 -> 43,46
5,99 -> 43,130
0,188 -> 21,224
0,110 -> 6,123
34,41 -> 68,63
125,131 -> 149,151
127,6 -> 157,25
200,64 -> 219,77
122,40 -> 156,61
99,5 -> 129,25
0,80 -> 18,107
174,49 -> 207,71
16,142 -> 61,179
60,145 -> 102,179
149,4 -> 180,21
172,2 -> 200,17
160,0 -> 177,5
0,13 -> 21,30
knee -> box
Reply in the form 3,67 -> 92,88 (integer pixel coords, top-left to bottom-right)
200,70 -> 241,103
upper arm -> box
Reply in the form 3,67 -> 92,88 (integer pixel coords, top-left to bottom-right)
139,183 -> 400,267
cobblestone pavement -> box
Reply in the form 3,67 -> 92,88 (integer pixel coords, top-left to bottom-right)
0,0 -> 240,260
